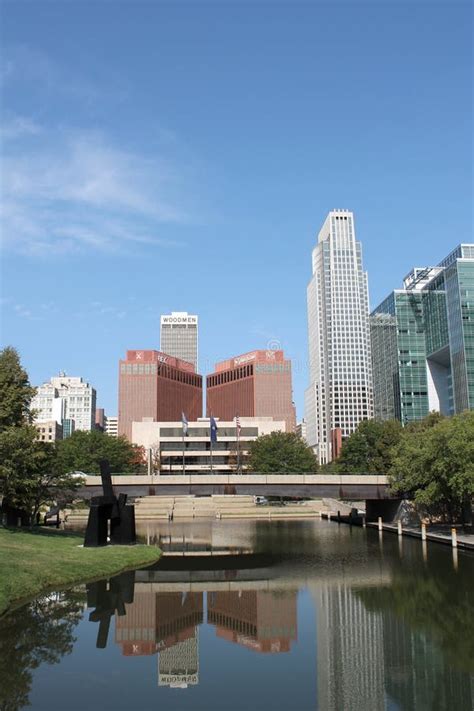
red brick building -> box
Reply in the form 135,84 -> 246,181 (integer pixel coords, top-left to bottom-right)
206,350 -> 296,433
118,350 -> 202,441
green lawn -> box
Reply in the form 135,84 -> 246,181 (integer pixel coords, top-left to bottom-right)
0,527 -> 161,616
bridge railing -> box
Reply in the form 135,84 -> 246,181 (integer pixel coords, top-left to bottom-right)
84,473 -> 388,486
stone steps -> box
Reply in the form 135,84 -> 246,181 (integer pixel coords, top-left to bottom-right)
66,495 -> 328,523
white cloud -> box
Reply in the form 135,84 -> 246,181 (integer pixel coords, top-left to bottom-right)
1,126 -> 189,255
0,115 -> 42,140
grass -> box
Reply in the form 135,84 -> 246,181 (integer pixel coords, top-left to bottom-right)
0,526 -> 161,617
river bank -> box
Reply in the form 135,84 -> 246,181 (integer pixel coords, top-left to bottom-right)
0,527 -> 161,617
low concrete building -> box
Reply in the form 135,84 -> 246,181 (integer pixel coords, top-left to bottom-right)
105,415 -> 118,437
35,420 -> 63,442
132,416 -> 286,475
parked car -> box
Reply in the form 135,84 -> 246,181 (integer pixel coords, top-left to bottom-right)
254,496 -> 268,506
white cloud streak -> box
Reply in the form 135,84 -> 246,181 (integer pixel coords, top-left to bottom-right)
1,127 -> 189,255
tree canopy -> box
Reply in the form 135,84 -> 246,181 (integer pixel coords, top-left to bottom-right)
388,410 -> 474,521
0,347 -> 82,523
0,347 -> 36,432
247,431 -> 318,473
56,429 -> 144,474
336,419 -> 403,474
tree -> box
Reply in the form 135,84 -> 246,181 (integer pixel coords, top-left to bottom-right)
0,426 -> 82,526
0,347 -> 82,524
389,411 -> 474,522
56,429 -> 143,474
336,419 -> 403,473
0,347 -> 36,432
247,431 -> 318,473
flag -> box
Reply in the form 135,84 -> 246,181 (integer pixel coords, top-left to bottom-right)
210,415 -> 218,443
235,414 -> 241,438
181,412 -> 188,436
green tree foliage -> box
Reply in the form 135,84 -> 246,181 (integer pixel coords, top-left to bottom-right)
0,347 -> 81,523
247,431 -> 318,473
56,429 -> 143,474
0,346 -> 36,431
0,591 -> 83,711
336,419 -> 403,473
0,427 -> 81,525
389,411 -> 474,521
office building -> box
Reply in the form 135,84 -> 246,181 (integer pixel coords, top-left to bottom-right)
62,419 -> 75,438
35,420 -> 63,442
118,350 -> 202,440
305,210 -> 373,463
132,416 -> 285,474
371,244 -> 474,423
104,415 -> 118,438
296,419 -> 307,442
206,350 -> 296,433
160,311 -> 198,370
95,408 -> 105,430
31,373 -> 96,433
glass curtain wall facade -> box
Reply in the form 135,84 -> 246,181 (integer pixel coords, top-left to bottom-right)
305,210 -> 373,464
371,244 -> 474,424
371,292 -> 429,424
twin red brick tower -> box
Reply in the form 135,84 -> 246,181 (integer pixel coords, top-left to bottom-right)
118,349 -> 296,441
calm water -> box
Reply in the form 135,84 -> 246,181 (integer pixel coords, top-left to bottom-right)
1,520 -> 473,711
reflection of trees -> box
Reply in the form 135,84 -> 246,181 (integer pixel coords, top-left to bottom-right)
357,563 -> 474,674
0,590 -> 84,711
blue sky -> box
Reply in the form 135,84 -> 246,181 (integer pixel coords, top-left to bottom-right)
1,1 -> 472,418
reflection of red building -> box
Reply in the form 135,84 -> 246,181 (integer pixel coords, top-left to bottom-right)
118,350 -> 202,440
115,590 -> 157,656
115,590 -> 203,657
206,350 -> 296,433
156,592 -> 203,650
207,590 -> 297,653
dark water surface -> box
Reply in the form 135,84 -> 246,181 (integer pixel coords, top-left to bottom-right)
1,520 -> 473,711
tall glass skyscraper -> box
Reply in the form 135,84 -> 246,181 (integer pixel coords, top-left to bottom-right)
370,244 -> 474,424
305,210 -> 373,464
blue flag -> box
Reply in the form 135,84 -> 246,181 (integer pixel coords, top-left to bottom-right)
210,416 -> 218,443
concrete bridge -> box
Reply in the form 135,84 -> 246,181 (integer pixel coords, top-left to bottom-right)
81,473 -> 391,500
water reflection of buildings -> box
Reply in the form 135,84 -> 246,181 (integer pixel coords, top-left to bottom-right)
313,584 -> 385,711
114,587 -> 297,687
108,561 -> 472,706
312,583 -> 474,711
208,591 -> 297,653
115,591 -> 202,687
382,611 -> 474,710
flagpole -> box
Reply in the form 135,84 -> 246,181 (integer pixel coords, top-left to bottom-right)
210,416 -> 213,474
182,428 -> 185,476
211,437 -> 213,474
237,431 -> 241,475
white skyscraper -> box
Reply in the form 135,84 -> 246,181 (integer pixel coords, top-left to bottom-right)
160,311 -> 198,370
305,210 -> 373,464
31,373 -> 97,433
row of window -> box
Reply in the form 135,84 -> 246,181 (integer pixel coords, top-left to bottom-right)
120,362 -> 201,387
207,365 -> 254,388
159,427 -> 259,437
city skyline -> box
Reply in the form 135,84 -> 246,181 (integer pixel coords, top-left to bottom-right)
1,3 -> 471,420
24,233 -> 474,429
